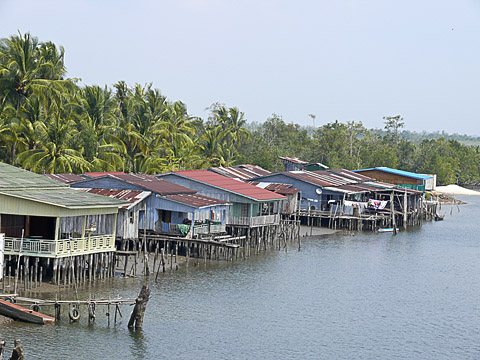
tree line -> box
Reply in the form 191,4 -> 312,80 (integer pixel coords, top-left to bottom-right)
240,114 -> 480,185
1,32 -> 479,185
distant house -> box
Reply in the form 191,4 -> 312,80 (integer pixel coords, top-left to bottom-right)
157,170 -> 285,228
353,167 -> 432,192
250,171 -> 349,210
279,157 -> 309,171
71,174 -> 231,237
305,163 -> 329,171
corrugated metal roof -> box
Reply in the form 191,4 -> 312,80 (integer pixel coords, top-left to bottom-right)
0,188 -> 128,209
75,173 -> 196,195
248,181 -> 301,195
0,163 -> 68,189
279,156 -> 308,164
162,193 -> 231,208
209,165 -> 271,180
286,171 -> 355,187
353,167 -> 432,180
169,170 -> 285,201
78,188 -> 151,210
43,173 -> 85,184
326,169 -> 374,182
113,174 -> 196,195
323,183 -> 392,194
84,172 -> 126,178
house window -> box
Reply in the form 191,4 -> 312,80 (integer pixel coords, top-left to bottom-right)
241,203 -> 248,217
129,211 -> 134,224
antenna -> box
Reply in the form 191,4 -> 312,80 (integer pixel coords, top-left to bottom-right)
308,114 -> 316,128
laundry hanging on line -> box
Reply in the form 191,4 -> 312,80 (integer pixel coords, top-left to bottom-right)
367,199 -> 389,210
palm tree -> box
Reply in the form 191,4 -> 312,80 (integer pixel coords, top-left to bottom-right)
16,115 -> 91,173
0,32 -> 74,111
225,106 -> 249,149
199,125 -> 226,166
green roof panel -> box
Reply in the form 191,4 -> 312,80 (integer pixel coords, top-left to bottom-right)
0,163 -> 67,189
0,188 -> 128,209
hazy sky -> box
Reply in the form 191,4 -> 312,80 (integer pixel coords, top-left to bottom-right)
1,0 -> 479,134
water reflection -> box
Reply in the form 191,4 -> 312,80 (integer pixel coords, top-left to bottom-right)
3,197 -> 480,359
128,328 -> 148,360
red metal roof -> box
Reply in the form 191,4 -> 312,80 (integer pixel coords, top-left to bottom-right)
79,188 -> 151,209
162,193 -> 231,208
43,173 -> 85,184
84,172 -> 126,178
172,170 -> 285,201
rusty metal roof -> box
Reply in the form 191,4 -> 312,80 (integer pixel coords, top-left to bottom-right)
74,173 -> 197,195
84,172 -> 126,178
169,170 -> 285,201
325,169 -> 374,182
285,171 -> 355,187
113,174 -> 196,195
279,156 -> 308,164
79,188 -> 151,209
325,183 -> 387,194
43,173 -> 85,184
248,181 -> 300,195
162,193 -> 231,208
209,165 -> 271,180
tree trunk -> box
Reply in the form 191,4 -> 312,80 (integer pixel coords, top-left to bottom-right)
128,285 -> 151,329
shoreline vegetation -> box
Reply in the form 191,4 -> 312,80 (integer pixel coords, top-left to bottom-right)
0,32 -> 480,186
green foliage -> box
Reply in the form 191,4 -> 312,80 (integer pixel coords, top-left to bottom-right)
1,32 -> 480,186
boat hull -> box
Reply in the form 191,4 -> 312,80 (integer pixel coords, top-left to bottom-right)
377,228 -> 399,233
0,299 -> 54,324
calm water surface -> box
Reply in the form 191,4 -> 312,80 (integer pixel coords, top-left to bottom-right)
2,196 -> 480,359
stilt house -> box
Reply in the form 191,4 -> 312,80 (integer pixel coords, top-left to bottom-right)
352,167 -> 432,192
0,163 -> 128,284
156,170 -> 285,228
71,174 -> 231,237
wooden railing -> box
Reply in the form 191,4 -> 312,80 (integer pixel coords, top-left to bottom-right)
227,214 -> 280,227
193,223 -> 226,235
4,235 -> 116,258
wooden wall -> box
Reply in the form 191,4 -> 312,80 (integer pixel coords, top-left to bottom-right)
354,170 -> 422,186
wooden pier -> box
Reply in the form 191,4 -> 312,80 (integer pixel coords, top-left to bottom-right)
12,295 -> 137,325
297,195 -> 438,232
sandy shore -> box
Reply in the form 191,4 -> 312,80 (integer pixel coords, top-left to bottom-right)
435,184 -> 480,196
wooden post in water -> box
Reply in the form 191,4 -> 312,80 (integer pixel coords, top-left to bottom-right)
128,285 -> 151,329
390,191 -> 397,235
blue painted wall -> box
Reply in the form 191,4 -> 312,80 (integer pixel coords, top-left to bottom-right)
72,177 -> 230,231
250,173 -> 344,210
157,174 -> 281,217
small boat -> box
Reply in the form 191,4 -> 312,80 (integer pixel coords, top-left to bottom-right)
0,299 -> 54,324
377,227 -> 399,233
434,214 -> 445,221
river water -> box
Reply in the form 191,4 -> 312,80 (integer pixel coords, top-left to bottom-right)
2,196 -> 480,359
